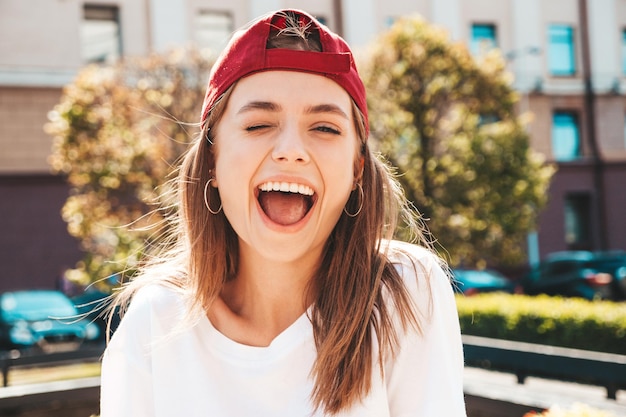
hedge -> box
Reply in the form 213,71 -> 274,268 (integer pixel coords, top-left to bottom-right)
455,293 -> 626,355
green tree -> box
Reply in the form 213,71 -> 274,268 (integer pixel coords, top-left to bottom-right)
46,48 -> 213,287
362,15 -> 554,268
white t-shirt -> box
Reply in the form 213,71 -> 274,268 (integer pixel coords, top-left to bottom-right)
100,241 -> 466,416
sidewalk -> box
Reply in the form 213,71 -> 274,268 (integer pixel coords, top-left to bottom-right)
464,366 -> 626,417
0,377 -> 100,417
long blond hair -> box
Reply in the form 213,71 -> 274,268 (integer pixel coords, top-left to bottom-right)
109,17 -> 436,415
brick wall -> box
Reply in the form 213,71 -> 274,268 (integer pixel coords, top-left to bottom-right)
0,87 -> 62,174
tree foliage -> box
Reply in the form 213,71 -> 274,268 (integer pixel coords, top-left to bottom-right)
361,15 -> 554,268
46,48 -> 213,287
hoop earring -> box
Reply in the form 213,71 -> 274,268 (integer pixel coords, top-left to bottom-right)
343,183 -> 364,217
204,179 -> 222,215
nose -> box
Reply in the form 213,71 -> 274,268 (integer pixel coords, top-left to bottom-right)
271,126 -> 310,164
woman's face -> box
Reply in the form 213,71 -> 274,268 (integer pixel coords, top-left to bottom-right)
212,70 -> 360,265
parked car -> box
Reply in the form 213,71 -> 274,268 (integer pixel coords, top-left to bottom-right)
0,290 -> 100,353
452,269 -> 519,296
591,251 -> 626,300
521,251 -> 626,300
72,289 -> 119,343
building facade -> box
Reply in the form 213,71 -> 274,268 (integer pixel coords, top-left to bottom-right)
1,0 -> 625,291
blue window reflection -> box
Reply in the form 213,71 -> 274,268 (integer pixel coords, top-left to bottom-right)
471,24 -> 497,55
548,25 -> 576,76
552,112 -> 580,161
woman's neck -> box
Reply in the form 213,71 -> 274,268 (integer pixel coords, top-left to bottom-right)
207,244 -> 319,347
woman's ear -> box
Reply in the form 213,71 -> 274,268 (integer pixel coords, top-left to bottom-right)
209,170 -> 219,188
354,157 -> 365,186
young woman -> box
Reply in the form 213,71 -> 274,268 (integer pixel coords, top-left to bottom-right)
100,9 -> 466,416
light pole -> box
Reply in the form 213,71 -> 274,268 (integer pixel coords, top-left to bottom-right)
579,0 -> 607,251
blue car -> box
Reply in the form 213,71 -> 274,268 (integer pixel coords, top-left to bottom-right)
0,290 -> 100,353
522,251 -> 625,300
452,269 -> 518,296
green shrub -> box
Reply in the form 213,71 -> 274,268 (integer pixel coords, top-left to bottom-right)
456,293 -> 626,354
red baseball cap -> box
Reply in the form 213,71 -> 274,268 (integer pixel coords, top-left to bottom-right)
200,9 -> 368,135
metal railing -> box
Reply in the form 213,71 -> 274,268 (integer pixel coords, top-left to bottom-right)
0,345 -> 104,387
463,334 -> 626,400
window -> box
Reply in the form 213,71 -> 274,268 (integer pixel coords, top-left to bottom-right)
564,193 -> 591,249
548,25 -> 576,76
470,24 -> 497,55
81,5 -> 121,64
195,11 -> 233,54
551,112 -> 580,161
478,114 -> 499,126
315,16 -> 328,27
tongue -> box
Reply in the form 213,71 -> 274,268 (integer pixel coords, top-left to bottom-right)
259,192 -> 309,226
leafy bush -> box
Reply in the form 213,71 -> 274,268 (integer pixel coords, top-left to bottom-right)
456,293 -> 626,354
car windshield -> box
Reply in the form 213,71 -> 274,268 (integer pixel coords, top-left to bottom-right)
1,291 -> 78,322
456,270 -> 505,284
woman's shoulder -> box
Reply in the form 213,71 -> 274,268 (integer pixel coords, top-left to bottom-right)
130,283 -> 185,308
383,239 -> 452,303
117,284 -> 189,330
107,284 -> 191,351
384,240 -> 447,277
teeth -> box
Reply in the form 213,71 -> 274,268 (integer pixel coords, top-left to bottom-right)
258,181 -> 314,196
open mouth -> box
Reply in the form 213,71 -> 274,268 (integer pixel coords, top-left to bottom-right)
257,181 -> 315,226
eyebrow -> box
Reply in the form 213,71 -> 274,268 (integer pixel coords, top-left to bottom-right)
236,101 -> 349,120
305,104 -> 349,120
236,101 -> 281,114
